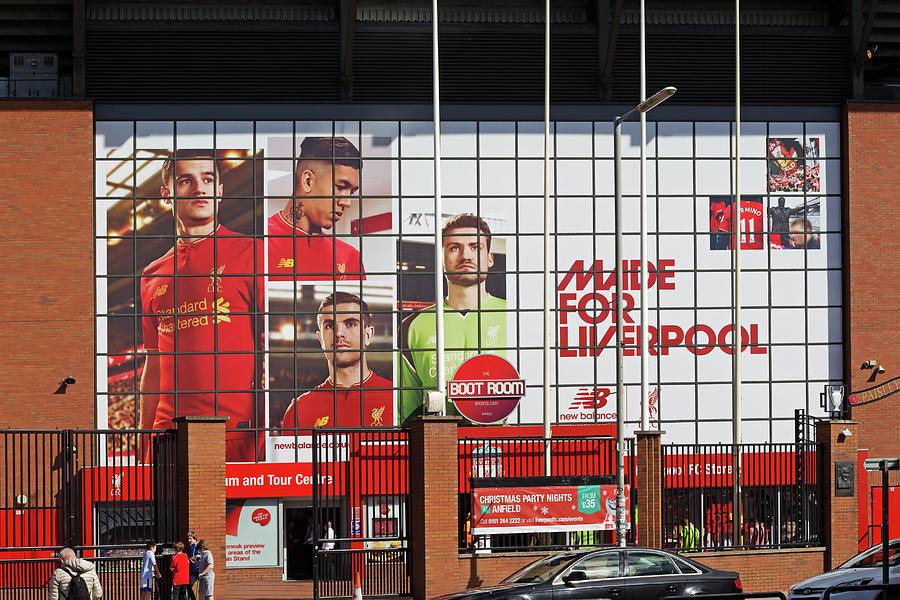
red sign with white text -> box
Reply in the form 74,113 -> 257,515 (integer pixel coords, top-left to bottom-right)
449,355 -> 525,424
225,462 -> 343,498
471,484 -> 630,534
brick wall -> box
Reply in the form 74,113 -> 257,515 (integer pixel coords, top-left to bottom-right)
816,420 -> 859,570
844,103 -> 900,492
0,100 -> 95,430
636,431 -> 663,547
453,552 -> 552,589
175,416 -> 229,596
698,548 -> 826,593
228,567 -> 284,583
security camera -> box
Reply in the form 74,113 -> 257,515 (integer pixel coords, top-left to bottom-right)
64,376 -> 76,385
876,365 -> 886,374
862,360 -> 877,369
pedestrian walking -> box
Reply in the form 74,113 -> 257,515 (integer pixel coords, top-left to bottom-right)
140,542 -> 161,600
171,542 -> 191,600
48,547 -> 102,600
196,540 -> 216,600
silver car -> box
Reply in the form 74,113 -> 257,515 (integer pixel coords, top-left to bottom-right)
789,539 -> 900,600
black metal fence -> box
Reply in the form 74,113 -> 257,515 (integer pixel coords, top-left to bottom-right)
661,442 -> 823,552
312,428 -> 410,600
0,553 -> 174,600
458,436 -> 635,552
0,429 -> 178,594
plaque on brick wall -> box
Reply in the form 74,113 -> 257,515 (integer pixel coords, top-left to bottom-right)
835,461 -> 854,497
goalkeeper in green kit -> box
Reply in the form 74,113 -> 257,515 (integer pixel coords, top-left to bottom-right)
399,213 -> 507,423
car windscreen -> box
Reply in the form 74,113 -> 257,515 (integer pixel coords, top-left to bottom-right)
502,553 -> 578,584
838,541 -> 900,570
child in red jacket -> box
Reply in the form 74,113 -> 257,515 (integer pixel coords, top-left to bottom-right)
171,541 -> 190,600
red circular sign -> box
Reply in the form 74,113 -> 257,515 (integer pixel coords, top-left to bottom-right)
449,354 -> 525,424
251,508 -> 271,527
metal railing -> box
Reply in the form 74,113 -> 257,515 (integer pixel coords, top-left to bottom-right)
0,553 -> 174,600
0,429 -> 177,557
662,442 -> 823,552
458,435 -> 635,552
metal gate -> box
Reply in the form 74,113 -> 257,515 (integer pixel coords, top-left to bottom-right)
0,429 -> 178,599
312,428 -> 410,599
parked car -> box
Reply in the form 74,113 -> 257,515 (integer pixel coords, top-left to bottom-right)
435,547 -> 741,600
789,539 -> 900,600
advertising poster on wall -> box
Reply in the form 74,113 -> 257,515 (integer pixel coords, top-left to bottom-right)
95,119 -> 843,455
226,498 -> 280,567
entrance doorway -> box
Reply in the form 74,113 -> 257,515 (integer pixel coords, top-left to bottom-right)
284,503 -> 314,580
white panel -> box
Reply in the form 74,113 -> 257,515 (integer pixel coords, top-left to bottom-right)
770,308 -> 805,344
400,160 -> 434,195
556,122 -> 593,157
771,419 -> 795,443
618,121 -> 645,158
256,122 -> 294,157
657,309 -> 697,383
557,197 -> 596,234
175,121 -> 214,148
400,121 -> 434,157
698,384 -> 733,419
594,159 -> 615,196
695,122 -> 731,157
556,159 -> 593,196
696,272 -> 732,307
807,307 -> 842,344
736,122 -> 768,159
441,160 -> 477,196
216,121 -> 254,150
771,382 -> 807,418
695,160 -> 733,196
657,122 -> 694,158
440,122 -> 477,157
593,121 -> 615,158
740,419 -> 771,443
739,159 -> 767,195
661,421 -> 696,445
518,159 -> 552,196
770,270 -> 801,306
136,121 -> 174,151
363,121 -> 400,158
807,343 -> 843,381
96,121 -> 134,158
517,121 -> 551,158
657,269 -> 693,308
820,232 -> 842,270
741,383 -> 770,419
660,384 -> 696,420
822,159 -> 841,194
697,421 -> 733,444
479,160 -> 517,196
658,159 -> 694,195
594,197 -> 615,233
657,196 -> 695,234
741,271 -> 769,307
622,196 -> 658,234
478,122 -> 516,157
770,345 -> 806,381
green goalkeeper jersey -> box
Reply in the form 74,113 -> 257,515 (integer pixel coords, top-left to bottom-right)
399,295 -> 507,423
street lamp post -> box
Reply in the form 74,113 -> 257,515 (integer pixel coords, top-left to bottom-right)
614,86 -> 676,547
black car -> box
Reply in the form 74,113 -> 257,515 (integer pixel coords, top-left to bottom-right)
437,547 -> 742,600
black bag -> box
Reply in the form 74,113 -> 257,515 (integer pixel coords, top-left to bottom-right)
60,565 -> 92,600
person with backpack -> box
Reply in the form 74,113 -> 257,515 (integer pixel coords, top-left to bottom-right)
48,547 -> 103,600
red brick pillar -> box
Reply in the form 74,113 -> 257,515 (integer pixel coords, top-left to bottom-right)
408,416 -> 460,600
636,431 -> 664,548
815,420 -> 859,570
174,416 -> 228,595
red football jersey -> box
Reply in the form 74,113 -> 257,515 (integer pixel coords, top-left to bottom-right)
171,552 -> 190,585
267,212 -> 365,281
141,226 -> 263,461
717,201 -> 764,250
281,372 -> 394,429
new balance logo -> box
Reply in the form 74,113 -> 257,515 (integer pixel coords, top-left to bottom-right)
568,387 -> 611,410
277,258 -> 294,269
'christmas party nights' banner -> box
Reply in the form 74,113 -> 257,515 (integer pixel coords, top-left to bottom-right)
471,484 -> 630,534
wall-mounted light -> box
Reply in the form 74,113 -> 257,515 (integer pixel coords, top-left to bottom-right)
862,360 -> 877,369
53,376 -> 76,395
13,494 -> 28,508
841,428 -> 853,437
876,365 -> 886,374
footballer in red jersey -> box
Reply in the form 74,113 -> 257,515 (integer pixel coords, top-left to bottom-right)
710,196 -> 764,250
268,136 -> 365,281
281,291 -> 393,429
139,150 -> 263,462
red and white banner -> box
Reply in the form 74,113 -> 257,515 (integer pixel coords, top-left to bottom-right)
471,484 -> 630,534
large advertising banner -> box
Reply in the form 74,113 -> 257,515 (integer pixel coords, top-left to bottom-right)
95,119 -> 843,458
471,484 -> 630,534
